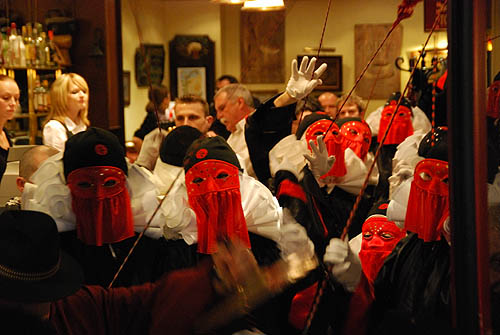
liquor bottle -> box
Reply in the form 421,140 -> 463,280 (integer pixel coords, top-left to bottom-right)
47,30 -> 56,66
41,80 -> 50,110
17,28 -> 26,67
23,24 -> 35,67
42,32 -> 51,67
35,23 -> 46,66
33,76 -> 45,111
9,23 -> 20,66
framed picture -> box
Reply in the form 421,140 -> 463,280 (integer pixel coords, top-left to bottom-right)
123,71 -> 131,106
134,44 -> 165,87
241,11 -> 285,84
169,35 -> 215,102
177,67 -> 207,100
424,0 -> 447,31
298,55 -> 342,92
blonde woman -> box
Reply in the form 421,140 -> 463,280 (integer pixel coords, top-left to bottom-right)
43,73 -> 90,151
0,75 -> 20,182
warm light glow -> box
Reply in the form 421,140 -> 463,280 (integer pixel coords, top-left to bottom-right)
488,40 -> 493,52
211,0 -> 245,4
437,40 -> 448,49
242,0 -> 285,11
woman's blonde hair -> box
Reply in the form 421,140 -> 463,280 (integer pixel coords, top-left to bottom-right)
45,73 -> 90,127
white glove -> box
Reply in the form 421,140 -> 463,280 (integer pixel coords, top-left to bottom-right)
303,135 -> 335,180
323,237 -> 361,292
286,56 -> 327,100
135,128 -> 168,171
278,209 -> 315,260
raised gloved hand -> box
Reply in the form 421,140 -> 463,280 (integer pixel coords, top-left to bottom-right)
303,135 -> 335,180
286,56 -> 327,100
323,237 -> 361,292
135,128 -> 168,171
278,209 -> 315,260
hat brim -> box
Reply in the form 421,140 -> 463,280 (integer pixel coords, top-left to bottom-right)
0,250 -> 84,303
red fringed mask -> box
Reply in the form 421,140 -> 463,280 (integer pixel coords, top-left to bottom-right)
185,159 -> 250,254
323,123 -> 347,177
67,166 -> 134,246
405,159 -> 449,242
305,119 -> 333,150
358,215 -> 406,284
339,120 -> 372,161
487,81 -> 500,119
378,103 -> 414,145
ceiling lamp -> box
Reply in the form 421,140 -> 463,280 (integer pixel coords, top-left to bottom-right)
242,0 -> 285,11
211,0 -> 245,4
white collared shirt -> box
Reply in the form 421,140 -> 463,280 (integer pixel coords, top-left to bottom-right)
43,117 -> 87,151
227,118 -> 256,178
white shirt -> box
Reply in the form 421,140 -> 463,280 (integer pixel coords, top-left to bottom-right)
43,117 -> 87,152
227,118 -> 256,178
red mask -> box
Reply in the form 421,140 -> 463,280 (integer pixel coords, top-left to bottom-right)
67,166 -> 134,246
339,120 -> 372,161
305,119 -> 333,150
323,123 -> 347,177
358,215 -> 406,284
405,159 -> 449,242
378,103 -> 414,145
185,159 -> 250,254
487,81 -> 500,119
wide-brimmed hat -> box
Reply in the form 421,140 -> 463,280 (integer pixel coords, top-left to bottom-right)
183,136 -> 241,172
0,210 -> 83,303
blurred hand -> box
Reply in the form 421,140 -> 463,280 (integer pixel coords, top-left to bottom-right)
135,128 -> 168,171
323,237 -> 361,291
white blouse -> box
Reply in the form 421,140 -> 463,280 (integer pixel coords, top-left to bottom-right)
43,117 -> 87,152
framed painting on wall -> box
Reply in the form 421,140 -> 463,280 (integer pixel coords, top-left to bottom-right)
241,10 -> 285,84
354,23 -> 402,99
424,0 -> 447,31
298,55 -> 343,92
169,35 -> 215,102
134,44 -> 165,87
177,67 -> 207,100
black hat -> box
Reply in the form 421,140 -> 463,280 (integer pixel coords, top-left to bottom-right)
367,200 -> 390,218
183,136 -> 241,172
160,126 -> 202,167
0,210 -> 83,303
418,126 -> 448,161
295,112 -> 332,140
335,116 -> 363,128
494,71 -> 500,83
385,91 -> 412,110
63,127 -> 128,178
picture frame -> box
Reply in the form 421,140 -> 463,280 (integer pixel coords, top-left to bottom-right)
123,71 -> 131,106
134,44 -> 165,87
169,35 -> 215,102
298,55 -> 342,92
177,67 -> 207,100
424,0 -> 447,31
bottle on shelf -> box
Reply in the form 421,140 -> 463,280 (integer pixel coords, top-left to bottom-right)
0,34 -> 8,66
33,76 -> 46,112
42,32 -> 51,67
35,23 -> 46,67
8,23 -> 21,67
17,27 -> 26,67
42,79 -> 50,110
23,24 -> 36,67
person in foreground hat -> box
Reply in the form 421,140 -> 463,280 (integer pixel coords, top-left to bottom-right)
22,127 -> 165,287
0,210 -> 297,335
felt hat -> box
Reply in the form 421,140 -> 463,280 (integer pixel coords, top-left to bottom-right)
160,126 -> 202,167
183,136 -> 241,172
0,210 -> 83,303
63,127 -> 128,178
418,126 -> 448,161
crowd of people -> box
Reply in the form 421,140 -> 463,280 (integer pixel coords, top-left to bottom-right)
0,55 -> 498,335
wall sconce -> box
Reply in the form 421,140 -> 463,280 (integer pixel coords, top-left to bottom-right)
242,0 -> 285,11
